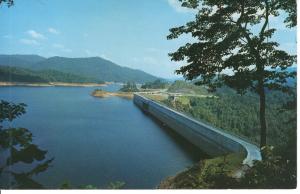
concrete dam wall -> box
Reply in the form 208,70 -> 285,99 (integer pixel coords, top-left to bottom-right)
133,94 -> 261,166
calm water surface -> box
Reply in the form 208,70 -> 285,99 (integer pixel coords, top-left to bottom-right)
0,84 -> 205,189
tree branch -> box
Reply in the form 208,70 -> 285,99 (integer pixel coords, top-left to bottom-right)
259,0 -> 270,44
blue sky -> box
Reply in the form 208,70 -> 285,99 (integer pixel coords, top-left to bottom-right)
0,0 -> 296,78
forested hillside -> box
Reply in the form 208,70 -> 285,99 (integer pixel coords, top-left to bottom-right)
0,55 -> 158,83
0,66 -> 103,83
160,81 -> 296,146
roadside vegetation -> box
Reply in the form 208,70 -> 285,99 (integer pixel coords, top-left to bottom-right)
146,80 -> 296,189
119,82 -> 139,92
159,82 -> 296,146
159,146 -> 296,189
141,79 -> 169,89
156,0 -> 297,189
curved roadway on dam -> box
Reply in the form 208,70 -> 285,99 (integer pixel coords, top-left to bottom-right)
134,93 -> 262,166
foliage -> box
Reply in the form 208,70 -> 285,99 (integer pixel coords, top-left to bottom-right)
239,146 -> 296,188
0,54 -> 158,83
119,82 -> 139,92
161,86 -> 296,146
60,181 -> 72,189
158,153 -> 243,189
0,66 -> 48,83
167,80 -> 208,95
0,100 -> 53,189
141,79 -> 169,89
59,181 -> 125,189
277,0 -> 297,27
167,0 -> 296,147
106,181 -> 126,189
159,145 -> 296,189
0,66 -> 104,84
198,146 -> 296,188
158,84 -> 296,188
197,160 -> 237,188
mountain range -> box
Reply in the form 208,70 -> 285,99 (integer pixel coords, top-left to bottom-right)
0,54 -> 158,83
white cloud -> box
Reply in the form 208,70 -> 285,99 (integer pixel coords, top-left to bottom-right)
20,38 -> 39,45
167,0 -> 196,13
27,30 -> 46,39
48,27 -> 60,35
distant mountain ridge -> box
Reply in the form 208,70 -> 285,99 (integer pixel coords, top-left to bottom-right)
0,54 -> 158,83
0,66 -> 103,83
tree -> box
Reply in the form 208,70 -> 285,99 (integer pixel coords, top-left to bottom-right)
0,100 -> 53,189
141,79 -> 168,89
167,0 -> 296,148
277,0 -> 297,28
119,82 -> 139,92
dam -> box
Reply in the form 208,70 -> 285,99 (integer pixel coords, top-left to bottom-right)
133,93 -> 261,166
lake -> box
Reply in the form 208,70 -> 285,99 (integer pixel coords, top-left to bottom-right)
0,84 -> 205,189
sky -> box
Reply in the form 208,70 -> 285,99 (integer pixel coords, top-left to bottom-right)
0,0 -> 297,79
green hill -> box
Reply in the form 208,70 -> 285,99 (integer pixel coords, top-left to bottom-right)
0,66 -> 103,83
0,55 -> 158,83
0,66 -> 48,83
167,80 -> 209,95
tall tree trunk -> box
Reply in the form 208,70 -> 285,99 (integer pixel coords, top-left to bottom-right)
258,78 -> 267,149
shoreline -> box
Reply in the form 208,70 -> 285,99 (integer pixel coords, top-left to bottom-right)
0,82 -> 108,87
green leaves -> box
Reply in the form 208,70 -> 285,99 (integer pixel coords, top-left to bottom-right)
28,158 -> 54,176
107,181 -> 126,189
11,172 -> 44,189
240,146 -> 296,188
7,144 -> 47,165
168,0 -> 296,93
0,100 -> 53,189
167,0 -> 296,148
119,82 -> 139,92
277,0 -> 297,27
0,127 -> 32,148
0,100 -> 26,122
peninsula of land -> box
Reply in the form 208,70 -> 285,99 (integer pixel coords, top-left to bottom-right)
92,89 -> 134,99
